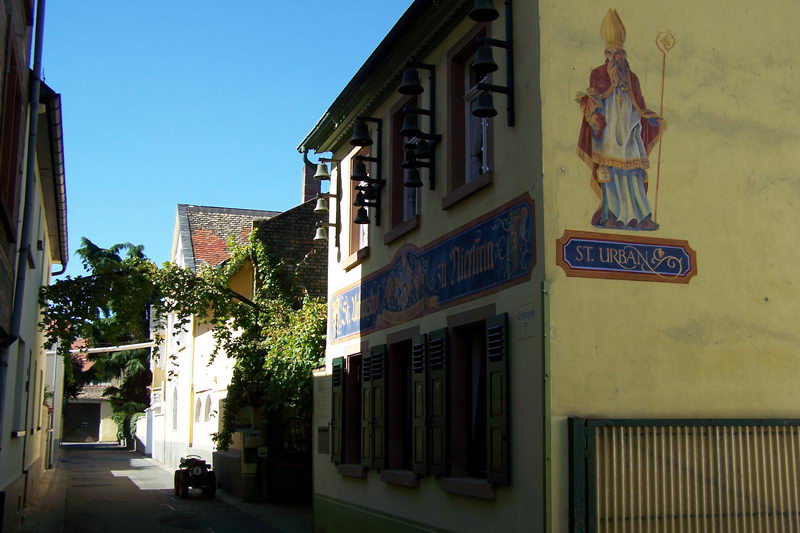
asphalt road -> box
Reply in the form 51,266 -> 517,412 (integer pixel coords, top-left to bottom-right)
62,446 -> 282,533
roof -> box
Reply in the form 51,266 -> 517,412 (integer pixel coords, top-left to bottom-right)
297,0 -> 470,153
76,384 -> 110,401
175,204 -> 281,270
70,339 -> 95,372
37,81 -> 68,269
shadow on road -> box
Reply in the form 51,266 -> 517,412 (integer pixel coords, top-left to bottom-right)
61,445 -> 293,533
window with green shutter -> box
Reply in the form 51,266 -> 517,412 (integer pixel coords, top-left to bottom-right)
343,354 -> 362,464
485,313 -> 510,486
330,357 -> 344,464
361,352 -> 373,467
387,340 -> 413,470
411,334 -> 428,476
370,345 -> 387,470
427,329 -> 448,477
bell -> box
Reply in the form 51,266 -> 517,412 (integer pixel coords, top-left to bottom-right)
400,112 -> 421,138
313,162 -> 330,180
353,190 -> 366,207
313,225 -> 328,242
351,160 -> 369,180
398,67 -> 423,95
472,90 -> 498,118
471,45 -> 498,77
404,168 -> 423,188
313,196 -> 328,214
402,148 -> 418,169
363,183 -> 378,201
415,139 -> 432,159
469,0 -> 499,22
349,120 -> 373,147
354,207 -> 370,225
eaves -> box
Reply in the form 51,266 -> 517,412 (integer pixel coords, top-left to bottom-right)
297,0 -> 470,154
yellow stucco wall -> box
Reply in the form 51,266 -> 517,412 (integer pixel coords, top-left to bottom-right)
99,401 -> 117,442
316,5 -> 547,531
539,1 -> 800,529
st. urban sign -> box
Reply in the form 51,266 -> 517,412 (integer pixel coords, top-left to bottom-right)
331,195 -> 534,342
556,230 -> 697,283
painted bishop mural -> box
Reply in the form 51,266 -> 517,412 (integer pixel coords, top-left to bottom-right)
577,9 -> 665,231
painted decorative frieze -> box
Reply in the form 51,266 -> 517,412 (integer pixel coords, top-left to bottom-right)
331,195 -> 534,342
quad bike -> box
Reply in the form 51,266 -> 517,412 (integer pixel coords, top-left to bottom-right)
174,455 -> 216,498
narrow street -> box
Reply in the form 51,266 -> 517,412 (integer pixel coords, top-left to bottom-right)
23,444 -> 312,533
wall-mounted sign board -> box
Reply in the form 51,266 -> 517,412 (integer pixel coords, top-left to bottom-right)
556,230 -> 697,283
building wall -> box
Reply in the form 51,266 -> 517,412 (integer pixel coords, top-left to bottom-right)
99,401 -> 116,442
538,0 -> 800,529
314,4 -> 546,531
0,2 -> 32,337
0,108 -> 62,533
253,199 -> 327,299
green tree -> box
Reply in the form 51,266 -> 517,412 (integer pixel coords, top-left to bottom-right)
40,238 -> 157,447
41,234 -> 326,451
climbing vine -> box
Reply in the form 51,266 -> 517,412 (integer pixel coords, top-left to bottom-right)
155,234 -> 326,450
41,234 -> 326,451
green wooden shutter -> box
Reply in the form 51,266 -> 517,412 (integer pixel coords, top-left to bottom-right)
411,334 -> 428,476
361,353 -> 372,467
370,345 -> 387,470
330,357 -> 344,464
427,328 -> 448,477
486,313 -> 510,486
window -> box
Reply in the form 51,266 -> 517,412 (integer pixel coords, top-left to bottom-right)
428,311 -> 510,491
195,397 -> 202,423
387,96 -> 421,243
464,64 -> 491,182
348,149 -> 371,258
12,341 -> 27,432
0,38 -> 25,240
38,368 -> 44,429
204,395 -> 212,422
450,313 -> 509,486
340,313 -> 509,492
449,322 -> 487,478
386,340 -> 413,470
444,24 -> 494,209
172,387 -> 178,431
331,353 -> 363,466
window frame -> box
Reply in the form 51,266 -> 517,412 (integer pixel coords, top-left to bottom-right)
386,95 -> 421,244
343,147 -> 371,270
0,36 -> 26,241
331,349 -> 368,478
172,387 -> 179,431
443,23 -> 495,210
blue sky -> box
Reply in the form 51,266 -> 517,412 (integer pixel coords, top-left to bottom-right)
44,1 -> 413,277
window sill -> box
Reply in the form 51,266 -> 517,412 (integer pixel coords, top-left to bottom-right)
380,469 -> 418,488
440,477 -> 496,500
384,215 -> 420,245
442,171 -> 494,210
337,464 -> 367,479
342,246 -> 369,272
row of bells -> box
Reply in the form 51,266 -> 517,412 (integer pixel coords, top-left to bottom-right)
314,0 -> 503,234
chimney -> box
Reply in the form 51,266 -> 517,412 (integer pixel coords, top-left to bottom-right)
301,164 -> 321,203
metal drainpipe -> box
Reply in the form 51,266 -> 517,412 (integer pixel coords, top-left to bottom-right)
541,279 -> 552,532
0,0 -> 46,453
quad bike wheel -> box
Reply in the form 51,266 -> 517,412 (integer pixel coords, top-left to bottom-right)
201,471 -> 217,498
173,470 -> 180,496
177,469 -> 189,499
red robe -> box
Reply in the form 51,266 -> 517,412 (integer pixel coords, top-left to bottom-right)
577,62 -> 663,180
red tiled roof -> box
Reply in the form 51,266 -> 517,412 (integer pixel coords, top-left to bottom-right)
178,205 -> 281,269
